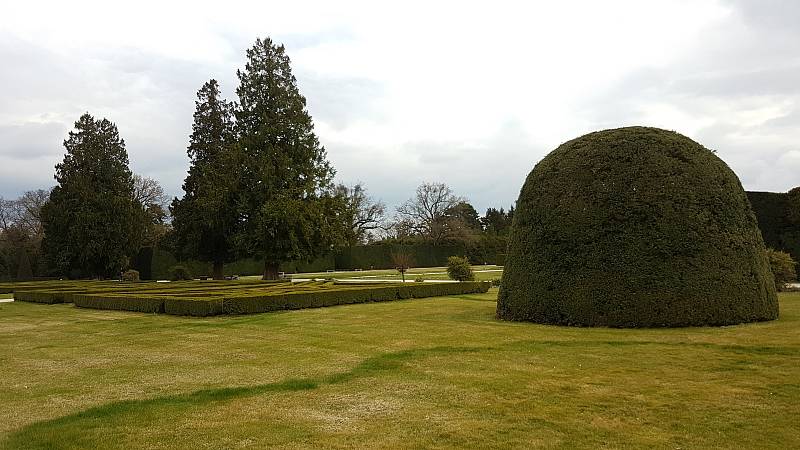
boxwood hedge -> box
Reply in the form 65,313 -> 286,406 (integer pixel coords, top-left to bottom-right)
497,126 -> 779,327
69,281 -> 490,317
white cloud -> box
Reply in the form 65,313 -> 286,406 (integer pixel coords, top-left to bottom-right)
0,0 -> 798,212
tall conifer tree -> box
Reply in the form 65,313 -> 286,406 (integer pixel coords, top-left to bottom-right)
234,37 -> 343,279
41,113 -> 143,278
171,79 -> 238,279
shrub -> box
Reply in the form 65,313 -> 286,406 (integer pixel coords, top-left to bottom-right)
497,126 -> 778,327
446,256 -> 474,281
121,269 -> 140,282
414,275 -> 426,282
490,278 -> 502,287
170,265 -> 193,281
766,248 -> 797,291
74,294 -> 166,313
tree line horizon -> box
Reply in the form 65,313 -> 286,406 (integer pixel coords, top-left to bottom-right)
0,37 -> 516,280
1,36 -> 797,281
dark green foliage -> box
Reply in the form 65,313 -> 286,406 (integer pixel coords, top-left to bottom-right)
447,256 -> 474,281
14,290 -> 71,304
28,280 -> 489,316
74,294 -> 166,313
40,113 -> 144,278
334,243 -> 470,269
16,249 -> 33,280
481,207 -> 514,235
170,265 -> 192,281
766,248 -> 797,291
447,202 -> 482,232
146,243 -> 504,279
131,246 -> 153,280
121,270 -> 140,282
498,126 -> 778,327
465,235 -> 507,265
170,80 -> 239,280
149,248 -> 335,280
164,297 -> 224,316
234,37 -> 343,279
747,189 -> 800,263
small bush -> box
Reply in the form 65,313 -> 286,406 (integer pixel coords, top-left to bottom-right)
170,265 -> 193,281
767,248 -> 797,291
446,256 -> 474,281
490,278 -> 502,287
414,275 -> 426,282
121,269 -> 140,282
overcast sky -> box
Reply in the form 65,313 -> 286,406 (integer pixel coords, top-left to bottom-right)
1,0 -> 798,213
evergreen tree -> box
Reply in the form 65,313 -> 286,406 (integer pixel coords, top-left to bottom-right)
447,202 -> 482,231
234,37 -> 343,279
171,79 -> 238,279
41,113 -> 144,278
481,207 -> 514,235
16,248 -> 33,280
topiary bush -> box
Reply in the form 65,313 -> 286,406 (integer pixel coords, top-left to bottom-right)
497,126 -> 778,327
170,265 -> 193,281
447,256 -> 475,281
121,269 -> 140,282
766,248 -> 797,291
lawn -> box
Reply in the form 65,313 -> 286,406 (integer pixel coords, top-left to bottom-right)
0,290 -> 798,449
266,265 -> 504,282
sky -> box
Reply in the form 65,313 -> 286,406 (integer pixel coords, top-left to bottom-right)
1,0 -> 799,213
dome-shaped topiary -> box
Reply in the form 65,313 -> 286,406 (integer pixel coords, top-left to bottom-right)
497,126 -> 778,327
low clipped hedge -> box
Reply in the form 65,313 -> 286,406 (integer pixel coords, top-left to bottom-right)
164,297 -> 225,316
71,281 -> 490,317
73,294 -> 166,313
13,290 -> 72,304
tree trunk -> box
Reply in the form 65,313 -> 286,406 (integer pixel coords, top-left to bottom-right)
263,261 -> 280,280
212,261 -> 224,280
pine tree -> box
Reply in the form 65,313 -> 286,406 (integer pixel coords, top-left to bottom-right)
41,113 -> 144,278
171,80 -> 238,279
234,37 -> 343,279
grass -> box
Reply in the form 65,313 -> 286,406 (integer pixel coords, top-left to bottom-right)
0,290 -> 798,448
271,265 -> 504,282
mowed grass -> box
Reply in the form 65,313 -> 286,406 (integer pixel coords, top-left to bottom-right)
0,291 -> 798,449
270,265 -> 504,282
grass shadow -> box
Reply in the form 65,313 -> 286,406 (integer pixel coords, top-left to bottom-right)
4,346 -> 481,449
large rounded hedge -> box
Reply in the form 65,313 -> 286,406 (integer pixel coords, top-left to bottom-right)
497,126 -> 778,327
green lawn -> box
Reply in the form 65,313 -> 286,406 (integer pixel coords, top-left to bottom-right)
267,265 -> 504,282
1,291 -> 798,449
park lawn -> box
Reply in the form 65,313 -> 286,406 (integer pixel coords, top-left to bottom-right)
0,291 -> 798,449
274,265 -> 504,282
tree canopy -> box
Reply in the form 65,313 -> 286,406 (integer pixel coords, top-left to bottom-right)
170,79 -> 239,279
233,37 -> 343,279
40,113 -> 144,278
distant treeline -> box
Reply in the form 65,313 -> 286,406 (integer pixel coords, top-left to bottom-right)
133,238 -> 508,280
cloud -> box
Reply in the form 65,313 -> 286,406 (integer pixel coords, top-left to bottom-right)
1,0 -> 799,209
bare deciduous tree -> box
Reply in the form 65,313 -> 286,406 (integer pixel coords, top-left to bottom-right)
132,174 -> 170,245
395,182 -> 465,244
11,189 -> 49,239
336,183 -> 386,245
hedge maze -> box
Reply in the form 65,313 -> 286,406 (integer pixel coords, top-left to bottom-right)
3,279 -> 490,317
